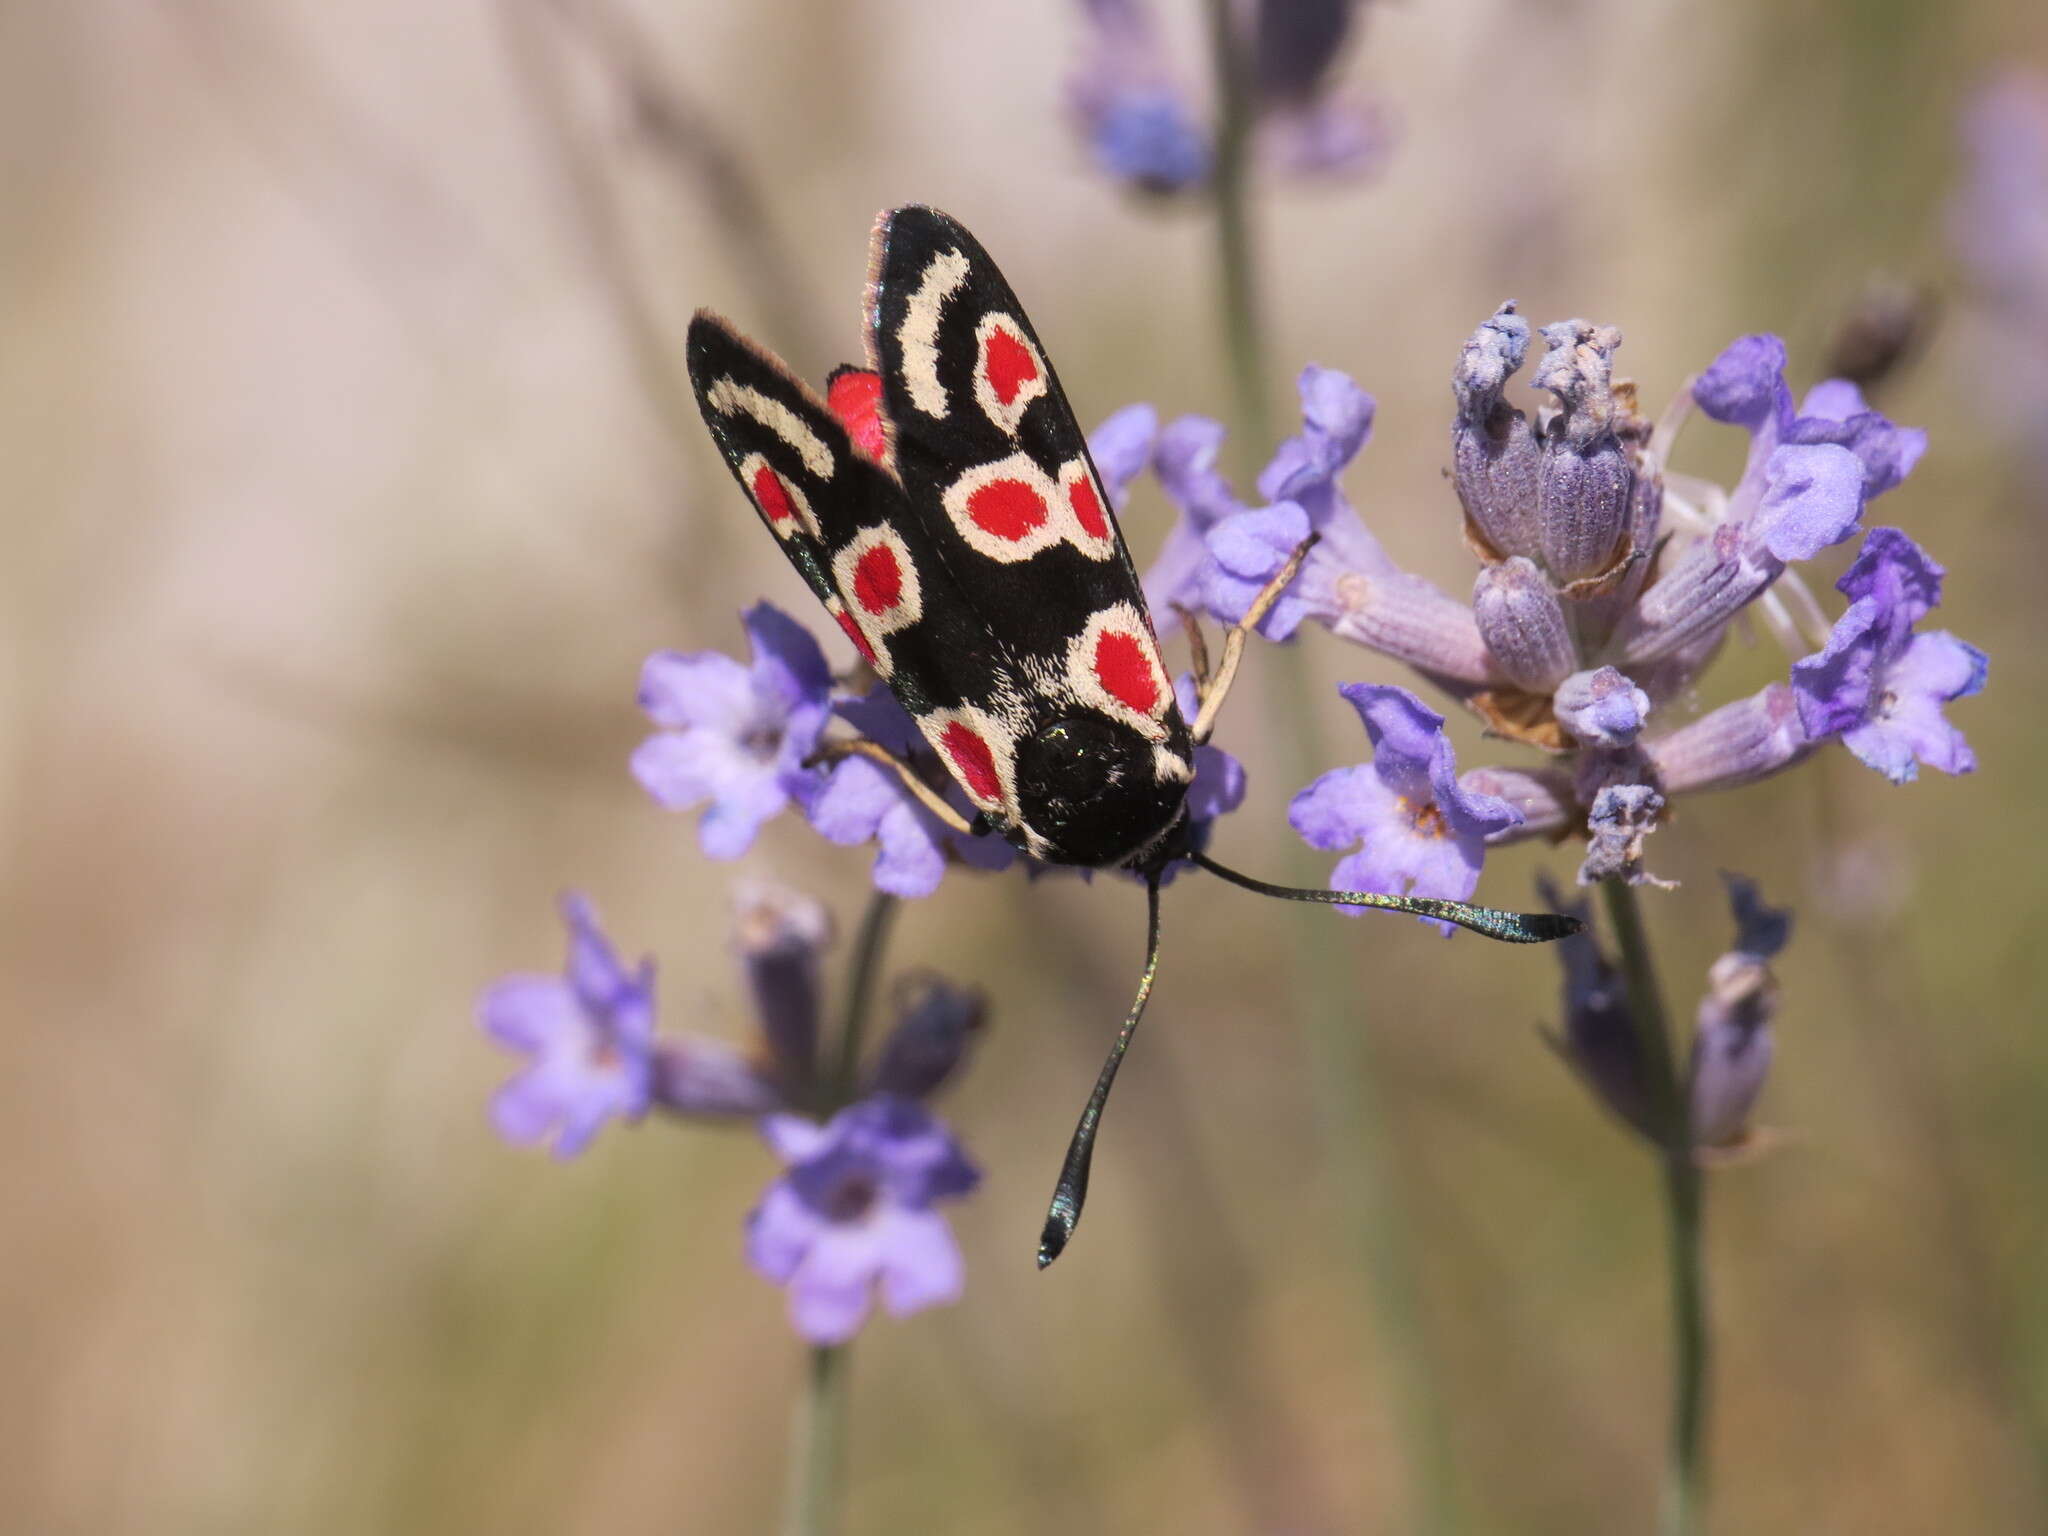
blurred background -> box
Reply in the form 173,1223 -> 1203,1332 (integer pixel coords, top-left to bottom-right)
4,2 -> 2046,1531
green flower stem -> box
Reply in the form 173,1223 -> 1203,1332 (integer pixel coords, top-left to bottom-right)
1202,0 -> 1273,459
1601,878 -> 1708,1536
783,1344 -> 847,1536
782,889 -> 899,1536
1197,1 -> 1457,1526
831,891 -> 899,1107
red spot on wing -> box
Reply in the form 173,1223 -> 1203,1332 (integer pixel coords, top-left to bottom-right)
1094,630 -> 1160,716
827,369 -> 890,465
852,544 -> 905,614
966,479 -> 1049,541
1068,474 -> 1109,539
833,608 -> 878,666
751,465 -> 796,525
939,722 -> 1002,804
982,327 -> 1039,407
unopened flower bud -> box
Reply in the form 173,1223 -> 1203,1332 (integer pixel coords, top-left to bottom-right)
1472,557 -> 1577,692
1533,321 -> 1635,584
1451,304 -> 1544,560
1688,874 -> 1792,1147
1555,666 -> 1651,748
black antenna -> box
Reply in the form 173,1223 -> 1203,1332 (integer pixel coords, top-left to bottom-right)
1189,850 -> 1581,944
1037,872 -> 1165,1269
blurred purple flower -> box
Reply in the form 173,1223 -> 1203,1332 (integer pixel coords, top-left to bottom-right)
746,1097 -> 980,1344
631,603 -> 833,859
1068,0 -> 1211,192
1688,874 -> 1792,1151
478,894 -> 658,1158
1290,684 -> 1522,932
1791,528 -> 1988,783
808,687 -> 1017,898
1068,0 -> 1387,196
1538,877 -> 1655,1140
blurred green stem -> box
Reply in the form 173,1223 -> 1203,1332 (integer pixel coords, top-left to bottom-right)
1601,878 -> 1707,1536
781,890 -> 897,1536
784,1345 -> 847,1536
832,891 -> 898,1106
1203,0 -> 1272,457
1199,1 -> 1458,1528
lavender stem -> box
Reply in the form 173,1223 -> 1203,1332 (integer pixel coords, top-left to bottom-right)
782,890 -> 898,1535
1601,877 -> 1708,1536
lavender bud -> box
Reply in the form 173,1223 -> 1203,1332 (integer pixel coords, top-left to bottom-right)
1533,321 -> 1635,584
1555,666 -> 1651,748
1648,683 -> 1812,795
1688,873 -> 1792,1147
734,882 -> 833,1089
1451,304 -> 1544,560
865,974 -> 986,1100
1611,523 -> 1778,667
1328,569 -> 1499,684
1254,0 -> 1354,105
1472,557 -> 1577,692
1537,876 -> 1656,1141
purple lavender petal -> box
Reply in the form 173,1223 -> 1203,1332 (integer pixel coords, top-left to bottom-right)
637,649 -> 753,731
1692,334 -> 1794,434
478,895 -> 657,1157
1841,631 -> 1987,782
1838,526 -> 1945,626
1090,404 -> 1160,510
743,602 -> 833,713
1749,443 -> 1866,563
1789,381 -> 1927,498
877,1209 -> 966,1315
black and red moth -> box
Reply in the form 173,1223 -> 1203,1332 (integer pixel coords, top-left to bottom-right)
686,206 -> 1576,1265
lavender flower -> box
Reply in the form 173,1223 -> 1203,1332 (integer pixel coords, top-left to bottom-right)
1290,684 -> 1522,932
1067,0 -> 1212,193
632,603 -> 834,859
480,883 -> 986,1344
747,1097 -> 980,1344
479,894 -> 658,1157
1068,0 -> 1387,196
1134,309 -> 1980,884
1790,528 -> 1987,783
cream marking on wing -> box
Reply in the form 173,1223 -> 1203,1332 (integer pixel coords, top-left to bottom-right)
899,248 -> 971,418
705,378 -> 835,480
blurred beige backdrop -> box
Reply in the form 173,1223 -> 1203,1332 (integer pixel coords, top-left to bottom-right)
3,2 -> 2046,1532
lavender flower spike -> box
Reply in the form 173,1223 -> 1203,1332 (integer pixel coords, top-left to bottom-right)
1791,527 -> 1988,783
746,1097 -> 980,1344
479,894 -> 657,1158
632,603 -> 833,859
1290,683 -> 1523,933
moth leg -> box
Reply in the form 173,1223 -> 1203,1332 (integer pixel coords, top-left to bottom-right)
1172,603 -> 1214,699
1189,532 -> 1320,745
806,738 -> 979,836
